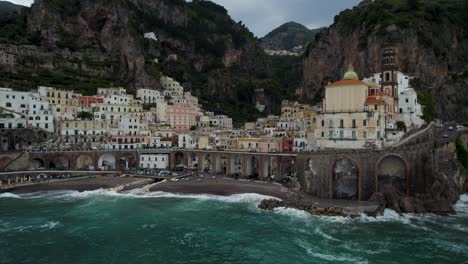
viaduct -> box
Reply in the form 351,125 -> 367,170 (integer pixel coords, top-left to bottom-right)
0,126 -> 465,202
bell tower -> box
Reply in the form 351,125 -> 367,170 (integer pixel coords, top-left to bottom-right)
381,47 -> 398,114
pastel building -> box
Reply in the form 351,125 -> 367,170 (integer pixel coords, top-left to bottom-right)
78,96 -> 104,108
315,65 -> 386,149
60,120 -> 108,144
166,103 -> 198,131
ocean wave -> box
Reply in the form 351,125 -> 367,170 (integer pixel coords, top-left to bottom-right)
454,194 -> 468,215
9,189 -> 279,205
0,192 -> 21,199
272,207 -> 312,220
0,221 -> 61,233
296,239 -> 368,263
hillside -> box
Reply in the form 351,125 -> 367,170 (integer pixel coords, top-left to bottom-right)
0,1 -> 23,14
261,21 -> 320,52
0,0 -> 296,125
301,0 -> 468,122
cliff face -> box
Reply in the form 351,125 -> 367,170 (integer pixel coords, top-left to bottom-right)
301,0 -> 468,121
0,0 -> 278,124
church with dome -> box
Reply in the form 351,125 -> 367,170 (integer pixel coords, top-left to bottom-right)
315,64 -> 388,149
314,47 -> 424,150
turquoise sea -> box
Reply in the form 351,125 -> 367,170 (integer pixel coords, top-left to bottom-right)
1,190 -> 467,264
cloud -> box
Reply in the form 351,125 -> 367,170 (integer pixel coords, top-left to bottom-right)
8,0 -> 33,6
8,0 -> 361,37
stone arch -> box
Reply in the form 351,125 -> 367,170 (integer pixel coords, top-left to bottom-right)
76,155 -> 94,170
98,154 -> 116,170
202,153 -> 212,172
376,154 -> 408,194
230,155 -> 243,177
1,138 -> 8,151
31,158 -> 46,170
188,152 -> 198,169
119,154 -> 137,170
246,156 -> 259,179
332,158 -> 359,200
174,152 -> 185,168
37,130 -> 48,141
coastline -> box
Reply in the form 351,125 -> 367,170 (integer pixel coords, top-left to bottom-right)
1,175 -> 381,216
3,176 -> 153,194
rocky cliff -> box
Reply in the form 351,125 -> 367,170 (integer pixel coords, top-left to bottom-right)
0,0 -> 293,124
301,0 -> 468,121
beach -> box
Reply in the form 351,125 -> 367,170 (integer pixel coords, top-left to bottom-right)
150,176 -> 291,199
4,176 -> 152,194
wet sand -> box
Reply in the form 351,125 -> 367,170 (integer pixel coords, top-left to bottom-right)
5,176 -> 152,194
150,177 -> 291,200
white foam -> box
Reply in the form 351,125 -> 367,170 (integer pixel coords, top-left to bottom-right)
0,192 -> 21,199
1,221 -> 61,233
273,207 -> 312,220
12,189 -> 280,206
454,194 -> 468,215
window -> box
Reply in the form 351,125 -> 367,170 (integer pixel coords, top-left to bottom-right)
363,131 -> 367,139
352,131 -> 357,139
321,120 -> 324,127
5,102 -> 11,107
340,119 -> 344,128
329,130 -> 334,139
363,120 -> 367,126
340,130 -> 344,139
352,119 -> 356,128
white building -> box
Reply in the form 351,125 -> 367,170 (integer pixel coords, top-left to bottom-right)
0,88 -> 54,132
160,76 -> 184,98
143,32 -> 158,42
178,134 -> 194,149
364,71 -> 424,128
97,87 -> 127,96
139,153 -> 169,169
137,89 -> 164,104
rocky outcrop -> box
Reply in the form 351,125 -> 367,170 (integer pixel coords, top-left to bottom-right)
301,0 -> 468,122
373,141 -> 467,214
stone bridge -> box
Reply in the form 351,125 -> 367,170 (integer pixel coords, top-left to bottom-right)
170,150 -> 297,180
26,150 -> 139,171
0,132 -> 463,202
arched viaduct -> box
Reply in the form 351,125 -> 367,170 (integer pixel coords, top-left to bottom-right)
28,151 -> 139,171
1,137 -> 459,202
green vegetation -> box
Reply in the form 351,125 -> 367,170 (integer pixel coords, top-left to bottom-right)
77,111 -> 93,120
142,103 -> 156,111
410,78 -> 436,123
338,0 -> 468,49
0,8 -> 41,45
455,138 -> 468,169
396,121 -> 406,131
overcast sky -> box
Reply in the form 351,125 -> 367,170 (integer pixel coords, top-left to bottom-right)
10,0 -> 361,37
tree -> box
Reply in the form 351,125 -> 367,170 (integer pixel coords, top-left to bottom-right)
77,111 -> 93,120
408,0 -> 419,10
396,121 -> 406,132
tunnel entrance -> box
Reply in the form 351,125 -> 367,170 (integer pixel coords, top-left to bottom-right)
377,155 -> 407,194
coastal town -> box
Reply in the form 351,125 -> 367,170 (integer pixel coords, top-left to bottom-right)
1,48 -> 426,167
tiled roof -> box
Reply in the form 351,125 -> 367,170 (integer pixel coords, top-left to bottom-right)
365,97 -> 385,105
327,79 -> 367,87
